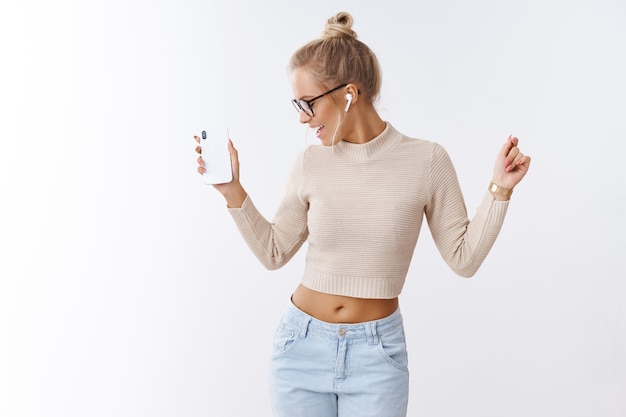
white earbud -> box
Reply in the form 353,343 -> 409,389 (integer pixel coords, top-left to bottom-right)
344,93 -> 353,112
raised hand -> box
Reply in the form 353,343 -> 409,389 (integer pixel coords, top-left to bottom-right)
490,135 -> 531,199
194,135 -> 247,208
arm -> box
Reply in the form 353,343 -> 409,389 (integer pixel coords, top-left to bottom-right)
425,137 -> 530,277
195,136 -> 309,269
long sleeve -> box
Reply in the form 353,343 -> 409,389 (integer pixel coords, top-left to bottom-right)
425,143 -> 509,277
228,152 -> 309,270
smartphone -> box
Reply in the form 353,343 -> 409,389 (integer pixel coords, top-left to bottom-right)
200,127 -> 233,185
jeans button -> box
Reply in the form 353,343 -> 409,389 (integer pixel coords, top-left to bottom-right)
338,328 -> 346,337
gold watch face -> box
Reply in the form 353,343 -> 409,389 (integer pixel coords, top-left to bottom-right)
490,182 -> 512,197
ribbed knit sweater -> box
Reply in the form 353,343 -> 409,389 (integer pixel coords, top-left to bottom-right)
228,123 -> 509,299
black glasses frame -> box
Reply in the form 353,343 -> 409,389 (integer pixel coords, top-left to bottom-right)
291,84 -> 348,117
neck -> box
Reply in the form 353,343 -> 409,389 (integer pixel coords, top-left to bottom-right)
341,105 -> 386,144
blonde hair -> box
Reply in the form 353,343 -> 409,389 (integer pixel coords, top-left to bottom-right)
289,12 -> 382,102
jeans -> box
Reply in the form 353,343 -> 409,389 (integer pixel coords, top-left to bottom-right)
269,301 -> 409,417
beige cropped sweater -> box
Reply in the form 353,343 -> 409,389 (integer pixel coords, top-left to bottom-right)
228,123 -> 509,299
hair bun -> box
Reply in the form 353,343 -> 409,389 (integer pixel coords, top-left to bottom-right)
321,12 -> 356,40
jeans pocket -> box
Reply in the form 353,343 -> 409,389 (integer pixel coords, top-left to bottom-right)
271,322 -> 301,358
376,327 -> 409,372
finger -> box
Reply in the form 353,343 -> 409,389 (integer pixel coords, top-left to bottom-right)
197,166 -> 205,175
197,155 -> 204,166
503,135 -> 519,148
505,146 -> 520,167
516,154 -> 531,168
227,139 -> 237,154
502,135 -> 522,165
228,139 -> 238,165
194,135 -> 200,144
507,152 -> 528,172
227,139 -> 240,180
499,136 -> 514,159
505,148 -> 524,172
195,145 -> 202,155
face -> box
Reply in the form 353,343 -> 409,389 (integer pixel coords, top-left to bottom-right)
290,68 -> 345,146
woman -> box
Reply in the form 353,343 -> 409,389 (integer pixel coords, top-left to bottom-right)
195,12 -> 530,417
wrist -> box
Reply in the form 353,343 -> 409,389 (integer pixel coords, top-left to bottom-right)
222,184 -> 247,208
489,181 -> 513,201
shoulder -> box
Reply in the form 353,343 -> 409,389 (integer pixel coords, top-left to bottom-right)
393,128 -> 447,157
296,144 -> 335,167
301,143 -> 328,157
287,145 -> 326,178
389,129 -> 457,178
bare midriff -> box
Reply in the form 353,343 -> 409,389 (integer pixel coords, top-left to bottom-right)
291,284 -> 399,324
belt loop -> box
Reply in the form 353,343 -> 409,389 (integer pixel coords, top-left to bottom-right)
300,317 -> 311,338
366,321 -> 379,345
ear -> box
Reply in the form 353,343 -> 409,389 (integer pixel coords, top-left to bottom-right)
344,83 -> 360,105
344,93 -> 353,112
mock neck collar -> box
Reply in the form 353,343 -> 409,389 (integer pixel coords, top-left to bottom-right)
332,122 -> 401,161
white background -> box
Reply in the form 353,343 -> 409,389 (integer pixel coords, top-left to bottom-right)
1,0 -> 625,416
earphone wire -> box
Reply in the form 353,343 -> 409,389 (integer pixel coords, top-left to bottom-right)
330,109 -> 345,149
302,104 -> 346,149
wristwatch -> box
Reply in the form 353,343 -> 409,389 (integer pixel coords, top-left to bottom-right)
489,182 -> 513,198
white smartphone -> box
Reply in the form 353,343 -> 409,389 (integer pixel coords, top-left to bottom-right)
200,127 -> 233,185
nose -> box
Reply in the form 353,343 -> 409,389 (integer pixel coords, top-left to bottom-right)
298,109 -> 312,124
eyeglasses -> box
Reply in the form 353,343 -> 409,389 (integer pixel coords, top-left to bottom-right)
291,84 -> 347,117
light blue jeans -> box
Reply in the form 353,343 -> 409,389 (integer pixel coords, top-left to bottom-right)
269,301 -> 409,417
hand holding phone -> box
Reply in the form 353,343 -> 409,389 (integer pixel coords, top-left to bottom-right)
199,127 -> 233,185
